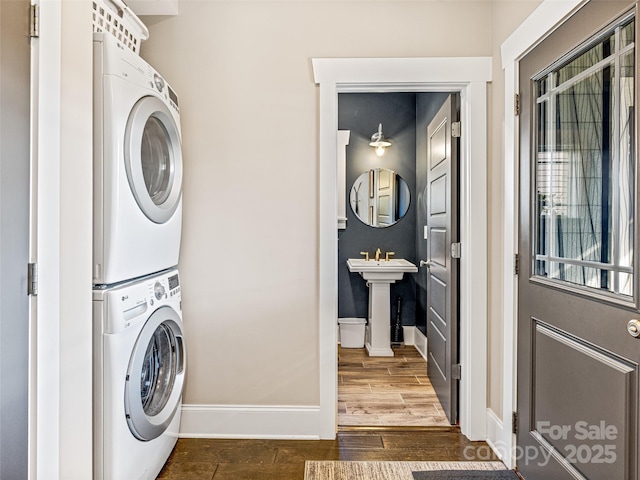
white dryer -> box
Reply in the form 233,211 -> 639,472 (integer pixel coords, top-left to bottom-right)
93,32 -> 183,286
93,268 -> 186,480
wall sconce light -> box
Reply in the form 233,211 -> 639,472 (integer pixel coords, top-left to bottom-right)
369,123 -> 392,157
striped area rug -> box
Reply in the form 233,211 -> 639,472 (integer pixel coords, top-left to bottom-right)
304,461 -> 512,480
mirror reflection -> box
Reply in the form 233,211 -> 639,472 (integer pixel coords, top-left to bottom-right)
349,168 -> 410,228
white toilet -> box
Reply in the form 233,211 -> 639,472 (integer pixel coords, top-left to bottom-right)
338,318 -> 366,348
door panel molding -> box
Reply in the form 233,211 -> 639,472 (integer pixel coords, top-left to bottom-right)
529,321 -> 637,479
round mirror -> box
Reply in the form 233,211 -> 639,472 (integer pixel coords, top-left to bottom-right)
349,168 -> 410,228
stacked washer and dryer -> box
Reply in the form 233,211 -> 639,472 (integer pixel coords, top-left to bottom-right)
92,9 -> 186,479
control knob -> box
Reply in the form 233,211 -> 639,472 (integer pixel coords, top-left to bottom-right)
153,74 -> 165,92
154,282 -> 166,300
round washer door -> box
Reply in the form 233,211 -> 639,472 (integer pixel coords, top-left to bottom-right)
125,306 -> 186,441
125,95 -> 183,224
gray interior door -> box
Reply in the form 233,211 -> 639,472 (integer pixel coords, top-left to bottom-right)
425,94 -> 459,424
517,2 -> 639,479
0,0 -> 31,477
376,167 -> 396,226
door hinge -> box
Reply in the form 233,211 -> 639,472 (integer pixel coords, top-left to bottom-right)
512,411 -> 518,434
514,253 -> 520,275
451,121 -> 461,138
514,93 -> 520,116
28,262 -> 38,296
452,363 -> 462,380
451,242 -> 461,259
30,4 -> 39,38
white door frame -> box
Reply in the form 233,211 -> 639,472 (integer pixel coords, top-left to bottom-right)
499,0 -> 586,469
313,57 -> 491,441
31,1 -> 94,478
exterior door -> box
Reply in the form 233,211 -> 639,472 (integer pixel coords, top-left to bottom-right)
517,2 -> 639,479
0,0 -> 31,477
426,94 -> 459,424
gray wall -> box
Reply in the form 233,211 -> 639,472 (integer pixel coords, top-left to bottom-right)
0,0 -> 30,477
338,93 -> 417,326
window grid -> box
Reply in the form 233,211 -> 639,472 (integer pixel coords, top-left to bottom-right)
533,17 -> 635,298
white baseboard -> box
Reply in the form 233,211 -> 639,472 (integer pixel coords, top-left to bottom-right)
412,327 -> 428,360
179,404 -> 322,439
402,325 -> 415,345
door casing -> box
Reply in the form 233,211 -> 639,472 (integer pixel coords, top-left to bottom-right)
313,57 -> 491,441
501,0 -> 603,470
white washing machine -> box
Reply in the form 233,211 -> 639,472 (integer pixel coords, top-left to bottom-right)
93,268 -> 186,480
93,32 -> 183,286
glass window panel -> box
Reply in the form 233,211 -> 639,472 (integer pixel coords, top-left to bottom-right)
618,51 -> 635,272
549,262 -> 602,288
554,69 -> 613,264
534,18 -> 635,297
538,77 -> 548,96
618,273 -> 633,296
621,20 -> 635,49
537,99 -> 548,152
555,33 -> 614,86
536,259 -> 548,278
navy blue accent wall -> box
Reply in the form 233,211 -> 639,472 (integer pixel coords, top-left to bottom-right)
338,93 -> 417,325
338,92 -> 450,332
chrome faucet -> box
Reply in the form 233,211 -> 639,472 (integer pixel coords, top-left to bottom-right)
375,248 -> 381,261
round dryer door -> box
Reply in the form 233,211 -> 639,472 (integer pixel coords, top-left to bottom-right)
125,306 -> 186,441
125,95 -> 183,224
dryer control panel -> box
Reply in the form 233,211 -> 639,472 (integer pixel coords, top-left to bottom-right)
95,32 -> 181,118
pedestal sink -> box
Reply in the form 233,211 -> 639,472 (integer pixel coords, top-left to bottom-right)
347,258 -> 418,356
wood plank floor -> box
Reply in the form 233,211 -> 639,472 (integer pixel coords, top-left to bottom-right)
157,429 -> 498,479
339,345 -> 449,427
158,344 -> 493,479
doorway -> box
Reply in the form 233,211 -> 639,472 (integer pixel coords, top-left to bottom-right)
313,57 -> 491,440
337,92 -> 458,427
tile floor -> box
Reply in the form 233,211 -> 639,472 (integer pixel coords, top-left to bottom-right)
338,345 -> 450,427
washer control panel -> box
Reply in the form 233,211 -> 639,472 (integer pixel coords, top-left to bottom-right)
99,269 -> 181,334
